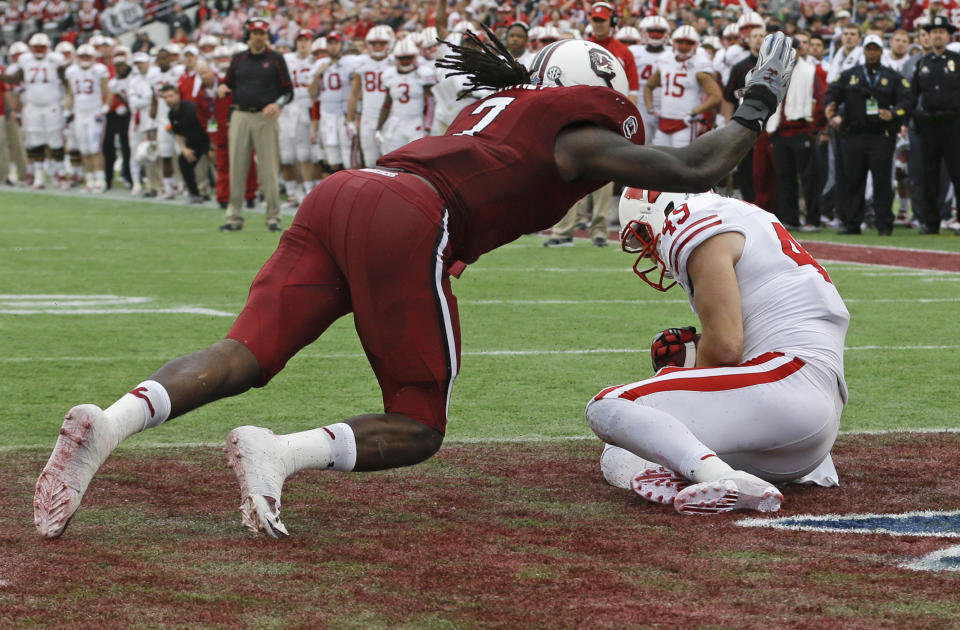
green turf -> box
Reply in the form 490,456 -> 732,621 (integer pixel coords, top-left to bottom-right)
2,189 -> 959,448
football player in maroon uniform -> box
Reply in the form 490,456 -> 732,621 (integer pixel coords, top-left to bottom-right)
35,28 -> 797,539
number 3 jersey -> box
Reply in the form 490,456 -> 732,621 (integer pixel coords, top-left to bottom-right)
658,193 -> 850,392
378,85 -> 644,264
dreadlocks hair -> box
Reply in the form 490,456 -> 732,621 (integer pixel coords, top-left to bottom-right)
434,23 -> 531,99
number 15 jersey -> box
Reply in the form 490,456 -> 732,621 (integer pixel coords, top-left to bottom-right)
658,193 -> 850,393
378,84 -> 644,264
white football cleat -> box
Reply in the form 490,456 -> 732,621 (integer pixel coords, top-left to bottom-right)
34,404 -> 121,538
224,426 -> 290,538
631,466 -> 689,505
674,470 -> 783,516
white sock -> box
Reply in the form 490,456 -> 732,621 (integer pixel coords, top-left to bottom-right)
104,380 -> 172,441
45,159 -> 57,179
304,180 -> 317,195
280,422 -> 357,473
85,172 -> 94,187
163,176 -> 176,194
587,398 -> 729,482
284,180 -> 297,198
689,454 -> 734,483
95,170 -> 105,183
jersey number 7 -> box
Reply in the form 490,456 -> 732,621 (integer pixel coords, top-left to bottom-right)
454,97 -> 515,137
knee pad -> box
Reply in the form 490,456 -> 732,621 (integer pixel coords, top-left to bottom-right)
27,145 -> 47,160
50,147 -> 65,161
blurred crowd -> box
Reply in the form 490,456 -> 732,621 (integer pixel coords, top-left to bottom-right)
1,0 -> 959,234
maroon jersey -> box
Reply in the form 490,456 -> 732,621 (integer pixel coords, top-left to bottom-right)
379,84 -> 643,264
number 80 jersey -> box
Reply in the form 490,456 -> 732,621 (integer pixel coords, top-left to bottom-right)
378,85 -> 644,264
658,193 -> 850,384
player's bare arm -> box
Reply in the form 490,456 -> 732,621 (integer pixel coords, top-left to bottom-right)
0,68 -> 24,84
693,72 -> 722,115
643,69 -> 660,112
554,121 -> 759,192
686,232 -> 745,366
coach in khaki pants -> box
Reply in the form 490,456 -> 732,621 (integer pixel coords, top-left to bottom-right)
217,16 -> 293,232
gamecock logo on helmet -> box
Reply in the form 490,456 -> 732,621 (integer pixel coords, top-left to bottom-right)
622,115 -> 639,139
588,49 -> 616,86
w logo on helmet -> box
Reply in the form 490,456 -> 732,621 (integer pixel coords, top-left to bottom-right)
588,49 -> 617,87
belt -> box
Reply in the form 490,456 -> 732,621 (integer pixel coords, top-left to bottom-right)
231,105 -> 261,113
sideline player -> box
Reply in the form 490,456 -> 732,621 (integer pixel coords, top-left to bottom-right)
64,44 -> 111,192
279,28 -> 317,206
589,188 -> 848,515
346,25 -> 395,168
376,37 -> 436,155
308,31 -> 355,172
34,30 -> 797,539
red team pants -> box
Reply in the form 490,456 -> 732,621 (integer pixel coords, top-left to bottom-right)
227,169 -> 461,434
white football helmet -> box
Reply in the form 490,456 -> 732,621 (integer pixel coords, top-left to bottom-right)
29,32 -> 51,58
640,16 -> 670,47
736,11 -> 765,33
76,44 -> 96,68
615,26 -> 641,45
55,40 -> 75,56
722,23 -> 740,42
529,39 -> 629,96
365,24 -> 395,59
420,26 -> 439,49
538,25 -> 561,43
672,25 -> 699,60
310,37 -> 327,54
393,36 -> 418,72
618,187 -> 689,291
9,41 -> 29,60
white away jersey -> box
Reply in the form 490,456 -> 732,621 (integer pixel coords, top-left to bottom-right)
10,51 -> 66,106
65,62 -> 110,113
656,53 -> 713,119
632,45 -> 672,110
146,64 -> 185,119
657,194 -> 849,386
316,54 -> 359,115
382,63 -> 436,117
353,54 -> 392,114
283,52 -> 315,103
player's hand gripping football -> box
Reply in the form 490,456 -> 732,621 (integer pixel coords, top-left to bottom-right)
651,326 -> 700,371
734,32 -> 797,129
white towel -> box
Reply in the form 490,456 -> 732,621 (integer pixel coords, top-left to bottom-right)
766,58 -> 816,134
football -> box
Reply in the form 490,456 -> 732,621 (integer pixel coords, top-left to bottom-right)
651,326 -> 700,371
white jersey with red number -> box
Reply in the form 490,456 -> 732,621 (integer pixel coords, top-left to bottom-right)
316,54 -> 358,115
283,51 -> 315,104
24,0 -> 45,21
65,62 -> 109,114
657,193 -> 849,388
9,51 -> 65,106
146,64 -> 184,120
44,0 -> 68,22
382,63 -> 436,118
3,5 -> 22,25
656,53 -> 713,120
76,7 -> 98,30
631,45 -> 672,110
354,54 -> 391,117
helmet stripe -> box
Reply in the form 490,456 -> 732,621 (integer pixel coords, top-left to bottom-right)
529,41 -> 562,85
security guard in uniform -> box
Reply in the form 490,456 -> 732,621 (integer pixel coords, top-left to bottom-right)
825,34 -> 910,235
910,15 -> 960,235
217,16 -> 293,232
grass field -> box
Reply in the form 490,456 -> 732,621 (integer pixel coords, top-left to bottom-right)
2,189 -> 959,628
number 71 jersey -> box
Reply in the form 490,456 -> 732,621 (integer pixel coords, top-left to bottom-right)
658,193 -> 850,382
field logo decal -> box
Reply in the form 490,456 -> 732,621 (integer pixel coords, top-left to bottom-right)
0,294 -> 233,317
736,510 -> 960,572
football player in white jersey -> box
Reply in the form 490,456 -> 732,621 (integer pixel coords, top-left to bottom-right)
633,16 -> 673,144
111,51 -> 153,196
346,24 -> 394,167
644,26 -> 721,149
1,33 -> 68,189
64,44 -> 111,192
375,37 -> 436,155
308,31 -> 357,171
280,28 -> 318,206
145,46 -> 185,198
589,189 -> 849,515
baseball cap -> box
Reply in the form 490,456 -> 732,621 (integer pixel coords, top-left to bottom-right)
297,28 -> 314,39
863,34 -> 884,48
590,2 -> 614,21
326,30 -> 343,41
132,52 -> 150,63
182,44 -> 199,56
835,9 -> 851,18
246,16 -> 270,32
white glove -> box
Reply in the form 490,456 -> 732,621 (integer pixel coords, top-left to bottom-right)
683,112 -> 696,125
346,120 -> 357,137
374,129 -> 384,148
